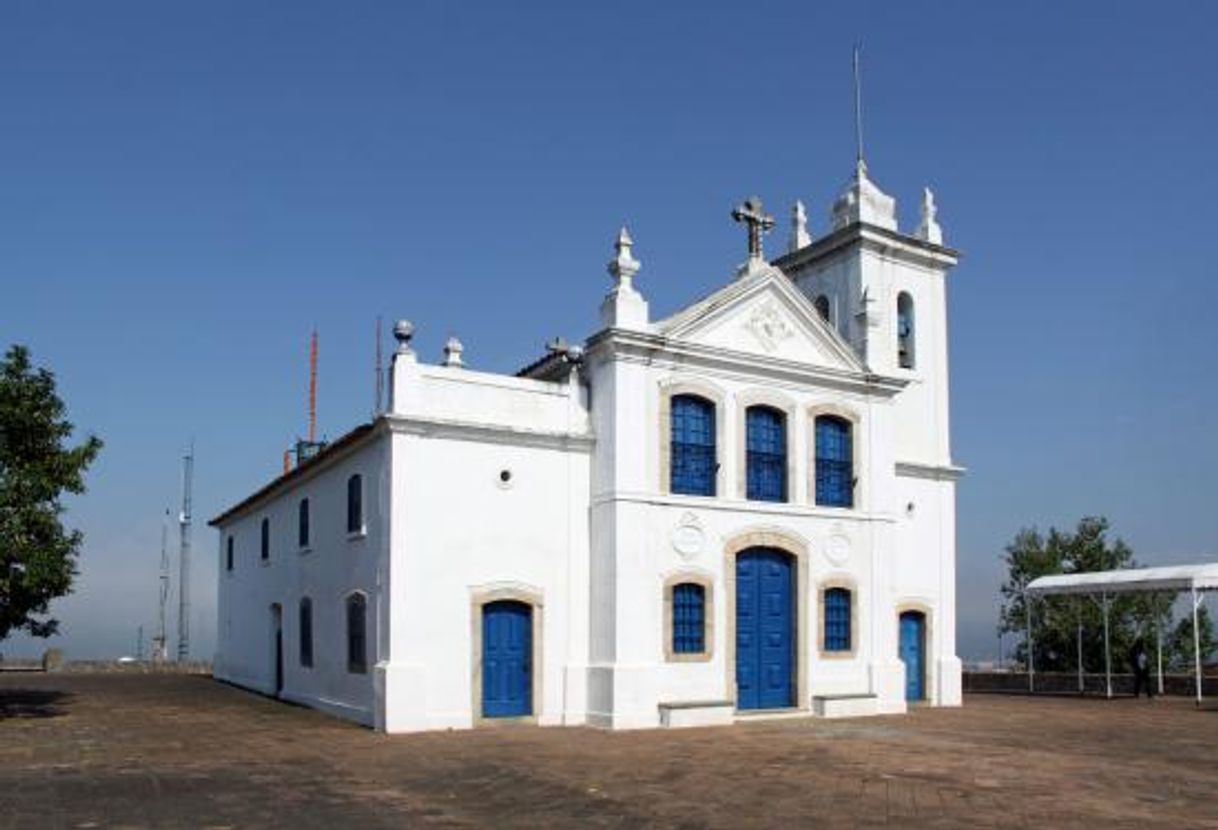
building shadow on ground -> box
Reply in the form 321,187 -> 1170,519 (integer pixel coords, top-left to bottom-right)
0,688 -> 71,719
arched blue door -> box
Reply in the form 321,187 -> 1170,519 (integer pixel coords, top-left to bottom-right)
736,548 -> 794,710
482,601 -> 532,718
899,611 -> 926,701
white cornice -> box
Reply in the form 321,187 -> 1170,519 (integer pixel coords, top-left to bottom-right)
591,490 -> 899,524
894,461 -> 966,481
385,413 -> 595,452
586,328 -> 906,397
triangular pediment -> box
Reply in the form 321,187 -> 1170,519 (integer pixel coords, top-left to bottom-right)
656,265 -> 864,372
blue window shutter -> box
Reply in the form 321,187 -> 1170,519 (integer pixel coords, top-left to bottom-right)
815,417 -> 854,508
824,588 -> 851,651
672,583 -> 705,654
670,396 -> 716,496
746,407 -> 786,502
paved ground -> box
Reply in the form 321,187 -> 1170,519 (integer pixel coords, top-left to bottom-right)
2,674 -> 1217,829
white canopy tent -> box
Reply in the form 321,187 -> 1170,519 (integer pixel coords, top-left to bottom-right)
1025,564 -> 1218,705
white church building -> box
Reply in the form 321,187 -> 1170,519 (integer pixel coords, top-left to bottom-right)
210,159 -> 964,732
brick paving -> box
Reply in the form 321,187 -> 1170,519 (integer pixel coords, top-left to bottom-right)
2,674 -> 1217,828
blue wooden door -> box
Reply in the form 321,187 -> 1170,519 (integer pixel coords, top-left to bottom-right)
736,549 -> 794,710
899,611 -> 925,701
482,601 -> 532,717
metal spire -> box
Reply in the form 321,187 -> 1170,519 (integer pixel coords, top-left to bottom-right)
853,43 -> 866,174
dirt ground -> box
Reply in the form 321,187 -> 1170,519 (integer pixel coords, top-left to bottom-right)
2,673 -> 1216,829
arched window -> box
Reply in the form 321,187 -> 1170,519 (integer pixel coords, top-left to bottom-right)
897,292 -> 915,369
814,294 -> 831,324
815,416 -> 854,508
670,395 -> 716,496
225,536 -> 234,572
299,597 -> 313,668
346,593 -> 367,674
260,518 -> 270,561
745,406 -> 786,502
672,583 -> 706,654
823,587 -> 852,652
346,474 -> 364,535
298,498 -> 310,548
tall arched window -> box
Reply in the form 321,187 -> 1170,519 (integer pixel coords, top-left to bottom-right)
814,294 -> 831,324
897,292 -> 915,369
299,597 -> 314,668
260,518 -> 270,561
746,406 -> 786,502
346,474 -> 363,535
823,587 -> 852,652
346,593 -> 367,674
815,416 -> 854,508
670,395 -> 716,496
672,582 -> 706,654
225,536 -> 234,572
298,498 -> 310,548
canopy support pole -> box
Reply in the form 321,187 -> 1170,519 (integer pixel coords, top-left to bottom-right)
1102,592 -> 1112,699
1193,587 -> 1203,707
1156,599 -> 1164,697
1026,589 -> 1034,694
1077,599 -> 1084,694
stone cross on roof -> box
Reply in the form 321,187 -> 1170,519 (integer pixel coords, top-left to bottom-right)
731,197 -> 775,262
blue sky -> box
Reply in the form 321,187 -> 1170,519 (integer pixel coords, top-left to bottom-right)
2,1 -> 1216,661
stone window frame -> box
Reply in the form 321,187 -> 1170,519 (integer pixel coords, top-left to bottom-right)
469,583 -> 544,727
662,571 -> 715,663
658,378 -> 728,498
722,528 -> 810,712
807,402 -> 864,511
816,576 -> 860,660
895,600 -> 935,704
735,390 -> 799,504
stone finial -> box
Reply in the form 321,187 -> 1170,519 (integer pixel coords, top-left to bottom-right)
607,226 -> 640,288
830,163 -> 897,232
789,200 -> 812,252
392,320 -> 415,355
442,336 -> 464,367
915,186 -> 943,245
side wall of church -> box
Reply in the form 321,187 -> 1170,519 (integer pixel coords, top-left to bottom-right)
214,436 -> 389,726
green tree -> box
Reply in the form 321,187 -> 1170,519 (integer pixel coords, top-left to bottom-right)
998,517 -> 1140,672
1166,605 -> 1217,672
0,345 -> 102,639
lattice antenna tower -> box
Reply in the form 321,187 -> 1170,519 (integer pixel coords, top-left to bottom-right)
374,316 -> 384,416
176,444 -> 194,661
154,507 -> 170,661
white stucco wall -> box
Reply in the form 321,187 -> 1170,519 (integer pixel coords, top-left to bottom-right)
213,432 -> 388,726
378,358 -> 592,732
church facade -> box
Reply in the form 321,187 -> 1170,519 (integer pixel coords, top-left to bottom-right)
210,161 -> 964,732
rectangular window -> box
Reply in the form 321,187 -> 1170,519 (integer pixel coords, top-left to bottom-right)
824,588 -> 852,652
347,594 -> 367,673
672,583 -> 706,654
347,474 -> 363,535
298,498 -> 310,548
670,395 -> 716,496
746,407 -> 786,502
299,599 -> 313,668
260,518 -> 270,561
815,417 -> 854,508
